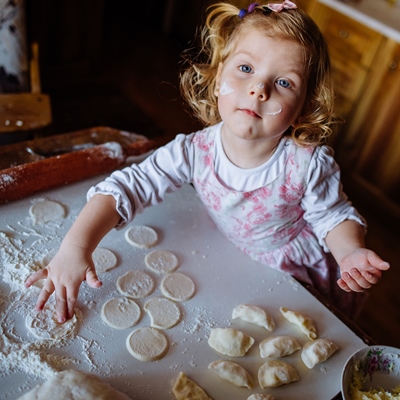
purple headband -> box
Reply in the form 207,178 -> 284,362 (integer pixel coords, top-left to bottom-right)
239,1 -> 297,18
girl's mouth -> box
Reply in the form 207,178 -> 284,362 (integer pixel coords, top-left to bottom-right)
240,109 -> 261,118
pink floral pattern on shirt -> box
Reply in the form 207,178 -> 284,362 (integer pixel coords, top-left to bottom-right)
191,128 -> 331,290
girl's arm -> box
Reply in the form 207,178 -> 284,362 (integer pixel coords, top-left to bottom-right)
25,194 -> 121,323
325,220 -> 390,292
25,131 -> 198,323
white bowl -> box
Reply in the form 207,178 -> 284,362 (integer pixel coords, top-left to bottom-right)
341,345 -> 400,399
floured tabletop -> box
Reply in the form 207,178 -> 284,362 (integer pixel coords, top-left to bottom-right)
0,176 -> 366,399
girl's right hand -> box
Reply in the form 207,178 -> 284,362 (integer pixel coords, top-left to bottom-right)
25,193 -> 121,324
25,242 -> 102,323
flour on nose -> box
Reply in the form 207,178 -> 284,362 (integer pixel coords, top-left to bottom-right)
220,81 -> 234,95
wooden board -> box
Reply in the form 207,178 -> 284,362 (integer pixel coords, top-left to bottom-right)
0,126 -> 156,203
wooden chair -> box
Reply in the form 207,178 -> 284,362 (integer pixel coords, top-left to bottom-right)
0,42 -> 52,133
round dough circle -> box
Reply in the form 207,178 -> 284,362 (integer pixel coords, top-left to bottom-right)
29,200 -> 66,224
144,297 -> 181,329
126,327 -> 169,361
116,270 -> 155,298
125,225 -> 158,248
25,300 -> 79,340
92,247 -> 118,273
160,272 -> 195,302
101,297 -> 141,329
145,250 -> 179,274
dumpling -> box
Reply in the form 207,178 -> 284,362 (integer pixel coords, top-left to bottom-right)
208,360 -> 254,389
259,335 -> 301,358
301,338 -> 339,369
172,372 -> 212,400
247,395 -> 275,400
258,359 -> 300,388
232,304 -> 275,331
208,328 -> 254,357
280,307 -> 317,339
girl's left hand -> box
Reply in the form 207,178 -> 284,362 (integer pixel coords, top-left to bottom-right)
337,248 -> 390,292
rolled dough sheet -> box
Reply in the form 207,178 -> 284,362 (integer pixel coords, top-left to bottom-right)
160,272 -> 195,302
144,297 -> 181,329
124,225 -> 158,248
16,369 -> 131,400
126,327 -> 169,361
116,270 -> 155,298
101,297 -> 141,330
29,200 -> 66,225
145,250 -> 179,274
92,247 -> 118,273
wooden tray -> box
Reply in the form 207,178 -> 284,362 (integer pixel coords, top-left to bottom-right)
0,126 -> 156,203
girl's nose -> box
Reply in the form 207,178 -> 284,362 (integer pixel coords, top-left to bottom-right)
249,82 -> 268,101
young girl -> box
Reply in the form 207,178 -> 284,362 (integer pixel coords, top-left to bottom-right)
26,1 -> 389,323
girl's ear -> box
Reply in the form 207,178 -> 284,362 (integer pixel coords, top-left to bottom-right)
214,62 -> 223,97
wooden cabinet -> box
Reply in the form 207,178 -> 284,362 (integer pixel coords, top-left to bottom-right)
310,3 -> 383,122
308,2 -> 400,224
295,0 -> 310,11
344,40 -> 400,207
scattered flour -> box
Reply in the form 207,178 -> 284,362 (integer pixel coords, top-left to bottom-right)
182,306 -> 217,337
0,217 -> 99,395
0,289 -> 80,381
0,211 -> 206,398
25,293 -> 80,340
0,194 -> 215,399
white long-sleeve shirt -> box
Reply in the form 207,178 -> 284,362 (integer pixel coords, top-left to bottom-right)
88,122 -> 364,254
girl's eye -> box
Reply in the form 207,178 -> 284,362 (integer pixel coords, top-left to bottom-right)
239,65 -> 252,73
277,78 -> 291,88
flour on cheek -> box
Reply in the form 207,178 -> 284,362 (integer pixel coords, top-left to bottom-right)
264,102 -> 282,116
219,80 -> 282,116
219,81 -> 234,95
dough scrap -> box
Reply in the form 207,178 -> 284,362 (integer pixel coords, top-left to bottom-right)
145,250 -> 179,274
232,304 -> 275,331
126,327 -> 168,361
172,372 -> 212,400
25,299 -> 79,340
208,360 -> 254,389
208,327 -> 254,357
144,297 -> 181,329
160,272 -> 195,302
280,307 -> 317,340
259,335 -> 301,358
16,369 -> 131,400
301,338 -> 339,369
101,297 -> 141,329
125,225 -> 158,248
92,247 -> 118,273
258,359 -> 300,388
247,395 -> 275,400
116,270 -> 155,298
29,200 -> 66,224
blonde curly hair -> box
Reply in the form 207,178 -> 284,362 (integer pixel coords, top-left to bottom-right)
180,2 -> 337,147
